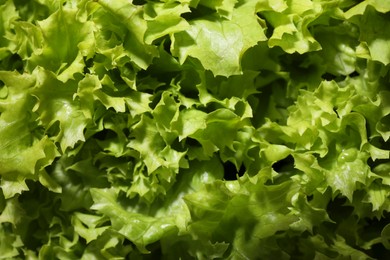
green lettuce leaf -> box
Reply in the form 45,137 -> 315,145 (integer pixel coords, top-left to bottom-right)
31,68 -> 91,152
24,7 -> 94,81
258,0 -> 322,54
347,6 -> 390,65
172,1 -> 266,76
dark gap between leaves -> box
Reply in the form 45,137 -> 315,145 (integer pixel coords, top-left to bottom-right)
272,155 -> 295,173
223,161 -> 245,181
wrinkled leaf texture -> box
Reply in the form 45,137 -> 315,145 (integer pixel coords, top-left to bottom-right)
0,0 -> 390,259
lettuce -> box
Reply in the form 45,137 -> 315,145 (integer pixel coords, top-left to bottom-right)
1,0 -> 390,258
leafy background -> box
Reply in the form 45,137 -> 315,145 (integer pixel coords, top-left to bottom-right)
0,0 -> 390,259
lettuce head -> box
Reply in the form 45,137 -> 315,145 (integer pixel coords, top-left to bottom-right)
0,0 -> 390,259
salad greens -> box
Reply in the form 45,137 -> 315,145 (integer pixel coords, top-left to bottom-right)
1,0 -> 390,258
